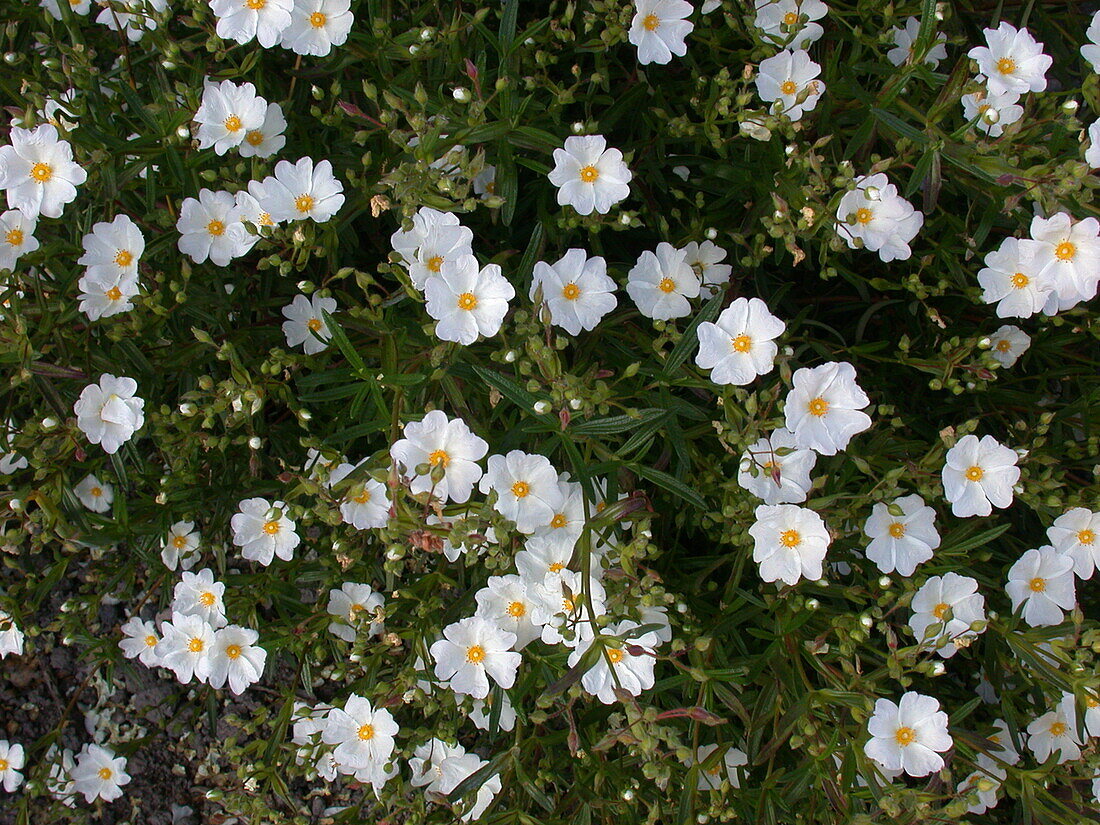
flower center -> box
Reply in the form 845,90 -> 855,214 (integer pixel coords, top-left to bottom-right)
780,529 -> 801,548
144,634 -> 157,647
199,592 -> 216,607
606,647 -> 624,663
932,602 -> 949,619
854,207 -> 873,225
1049,721 -> 1066,736
307,318 -> 322,332
964,466 -> 984,482
807,397 -> 829,417
561,282 -> 581,300
106,286 -> 123,301
98,767 -> 113,780
657,277 -> 676,294
894,726 -> 916,747
294,194 -> 315,213
357,723 -> 375,740
352,488 -> 372,504
426,255 -> 444,272
114,249 -> 133,267
188,637 -> 205,653
225,644 -> 241,659
578,165 -> 600,183
465,644 -> 486,663
224,115 -> 242,133
90,486 -> 103,497
30,162 -> 53,183
172,535 -> 188,549
246,0 -> 266,9
550,513 -> 568,529
309,11 -> 326,27
780,80 -> 798,95
1010,271 -> 1029,288
457,292 -> 478,310
783,11 -> 798,25
245,130 -> 265,146
731,334 -> 752,353
506,600 -> 526,618
262,519 -> 281,535
207,219 -> 225,237
1055,240 -> 1076,261
1028,577 -> 1046,593
0,759 -> 7,772
995,339 -> 1012,352
511,480 -> 530,498
888,522 -> 906,539
258,212 -> 273,226
642,13 -> 660,31
996,57 -> 1016,75
5,228 -> 24,246
426,449 -> 450,468
548,562 -> 565,573
1078,529 -> 1096,546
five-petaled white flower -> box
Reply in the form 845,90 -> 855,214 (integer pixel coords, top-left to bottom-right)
0,611 -> 24,659
424,255 -> 515,345
210,0 -> 294,48
475,574 -> 542,650
530,249 -> 617,335
119,616 -> 162,667
1083,11 -> 1100,72
695,297 -> 785,386
326,582 -> 385,642
567,620 -> 662,704
784,361 -> 872,456
155,612 -> 215,684
749,503 -> 830,586
755,49 -> 825,122
479,450 -> 565,534
0,124 -> 87,218
977,236 -> 1052,319
329,461 -> 391,530
908,572 -> 986,657
864,692 -> 952,778
548,135 -> 632,216
0,209 -> 39,272
864,494 -> 940,577
941,434 -> 1020,518
390,410 -> 488,504
71,744 -> 130,803
322,694 -> 399,778
1029,212 -> 1100,314
194,79 -> 268,156
430,615 -> 521,699
207,625 -> 266,695
961,84 -> 1024,138
626,242 -> 700,321
683,240 -> 733,299
172,568 -> 227,629
231,497 -> 300,565
74,473 -> 114,513
887,16 -> 948,67
688,743 -> 748,791
754,0 -> 827,50
628,0 -> 694,66
1047,507 -> 1100,579
0,740 -> 25,793
161,521 -> 200,571
281,0 -> 354,57
74,374 -> 145,454
391,208 -> 474,290
282,293 -> 336,355
835,173 -> 924,263
238,102 -> 288,159
968,22 -> 1052,98
258,157 -> 345,223
176,189 -> 256,266
988,323 -> 1030,368
737,428 -> 817,505
1026,693 -> 1082,764
1006,546 -> 1076,627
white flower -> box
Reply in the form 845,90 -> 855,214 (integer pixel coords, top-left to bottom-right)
326,582 -> 385,642
1083,11 -> 1100,72
887,16 -> 948,67
864,494 -> 940,577
534,570 -> 607,647
754,0 -> 827,50
1030,212 -> 1100,314
695,297 -> 784,385
864,692 -> 952,777
414,743 -> 502,822
567,620 -> 661,704
230,497 -> 300,565
530,248 -> 617,335
282,293 -> 336,355
941,434 -> 1020,518
194,79 -> 267,156
390,410 -> 488,504
210,0 -> 293,48
42,0 -> 92,19
424,256 -> 514,345
479,451 -> 565,534
1047,507 -> 1100,579
968,22 -> 1051,97
474,574 -> 541,650
207,625 -> 266,695
784,361 -> 872,455
78,267 -> 140,321
749,503 -> 830,586
155,612 -> 215,684
1006,546 -> 1076,627
1026,693 -> 1082,763
73,373 -> 145,454
94,0 -> 167,41
176,189 -> 255,266
391,208 -> 474,290
835,173 -> 923,262
0,611 -> 23,659
908,572 -> 986,657
430,616 -> 521,699
0,740 -> 25,793
628,0 -> 694,66
0,124 -> 87,218
737,428 -> 816,505
74,473 -> 113,513
281,0 -> 353,56
172,568 -> 227,629
626,242 -> 700,320
161,521 -> 200,571
1087,121 -> 1100,169
473,164 -> 497,198
525,475 -> 586,555
689,743 -> 748,791
547,135 -> 632,216
682,240 -> 732,299
238,103 -> 287,159
71,744 -> 130,803
957,769 -> 1002,815
44,745 -> 76,807
976,236 -> 1052,318
961,84 -> 1024,138
118,616 -> 161,667
236,180 -> 280,228
0,209 -> 39,271
988,323 -> 1030,367
329,462 -> 391,530
515,541 -> 574,584
755,49 -> 825,122
77,213 -> 143,280
470,692 -> 517,733
259,157 -> 345,223
322,695 -> 398,784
